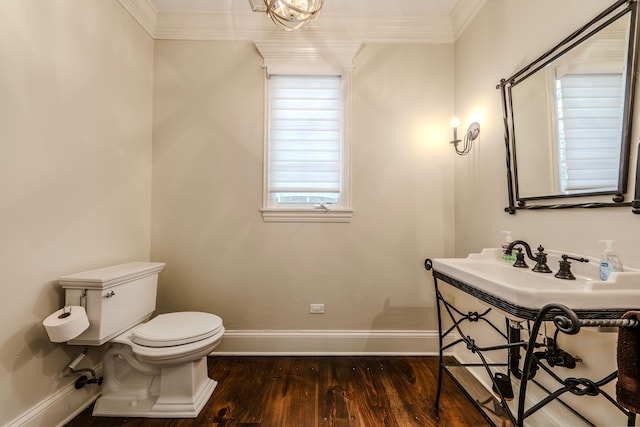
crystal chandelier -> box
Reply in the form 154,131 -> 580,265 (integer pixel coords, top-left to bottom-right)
261,0 -> 324,31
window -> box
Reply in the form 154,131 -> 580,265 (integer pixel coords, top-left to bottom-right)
267,75 -> 343,205
256,42 -> 358,223
549,18 -> 628,195
555,73 -> 624,193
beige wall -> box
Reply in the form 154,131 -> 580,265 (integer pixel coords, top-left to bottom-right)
454,1 -> 639,424
151,41 -> 455,334
0,1 -> 154,424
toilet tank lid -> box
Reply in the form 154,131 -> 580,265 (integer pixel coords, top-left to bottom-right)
59,262 -> 166,289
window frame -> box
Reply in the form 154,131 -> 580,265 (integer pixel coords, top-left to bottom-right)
256,42 -> 358,223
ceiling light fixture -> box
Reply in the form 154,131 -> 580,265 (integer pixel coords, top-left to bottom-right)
250,0 -> 324,31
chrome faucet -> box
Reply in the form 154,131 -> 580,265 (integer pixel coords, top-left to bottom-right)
505,240 -> 552,273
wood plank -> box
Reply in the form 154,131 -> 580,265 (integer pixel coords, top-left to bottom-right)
65,356 -> 491,427
262,357 -> 320,426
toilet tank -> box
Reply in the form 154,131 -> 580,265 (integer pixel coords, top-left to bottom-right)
59,262 -> 166,346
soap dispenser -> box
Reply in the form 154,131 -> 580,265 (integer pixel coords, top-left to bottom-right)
501,231 -> 516,264
599,240 -> 623,280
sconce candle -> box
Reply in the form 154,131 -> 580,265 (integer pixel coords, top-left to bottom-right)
450,117 -> 460,144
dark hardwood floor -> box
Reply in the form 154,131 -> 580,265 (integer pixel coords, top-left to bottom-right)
65,356 -> 493,426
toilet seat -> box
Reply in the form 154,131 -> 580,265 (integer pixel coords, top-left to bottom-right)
133,312 -> 223,347
111,312 -> 225,365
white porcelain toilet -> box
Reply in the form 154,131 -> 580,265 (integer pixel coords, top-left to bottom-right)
57,262 -> 224,418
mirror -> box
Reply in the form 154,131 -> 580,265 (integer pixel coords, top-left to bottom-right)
499,0 -> 639,213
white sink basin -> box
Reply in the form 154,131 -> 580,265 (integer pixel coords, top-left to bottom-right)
432,248 -> 640,312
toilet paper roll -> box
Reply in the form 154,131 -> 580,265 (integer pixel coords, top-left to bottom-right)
43,306 -> 90,343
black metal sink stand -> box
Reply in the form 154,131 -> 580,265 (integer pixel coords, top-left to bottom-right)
426,259 -> 639,427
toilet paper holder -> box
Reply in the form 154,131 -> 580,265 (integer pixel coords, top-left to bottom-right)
59,306 -> 72,319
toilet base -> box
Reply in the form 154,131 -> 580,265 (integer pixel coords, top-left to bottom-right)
93,378 -> 217,418
93,344 -> 217,418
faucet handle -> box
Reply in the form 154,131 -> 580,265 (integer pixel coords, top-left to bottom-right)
554,254 -> 589,280
555,255 -> 576,280
513,248 -> 529,268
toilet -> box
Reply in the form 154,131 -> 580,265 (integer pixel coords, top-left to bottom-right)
57,262 -> 224,418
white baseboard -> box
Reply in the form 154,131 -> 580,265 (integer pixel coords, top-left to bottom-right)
213,329 -> 441,356
6,364 -> 103,427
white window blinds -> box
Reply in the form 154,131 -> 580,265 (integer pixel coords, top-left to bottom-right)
556,73 -> 624,192
267,75 -> 343,205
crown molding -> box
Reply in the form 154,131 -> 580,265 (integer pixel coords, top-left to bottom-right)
118,0 -> 157,37
153,12 -> 455,43
120,1 -> 486,43
450,0 -> 486,39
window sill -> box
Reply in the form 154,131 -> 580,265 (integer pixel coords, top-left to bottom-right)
261,208 -> 353,223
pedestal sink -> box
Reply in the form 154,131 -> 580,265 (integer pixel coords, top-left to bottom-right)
429,247 -> 640,427
431,248 -> 640,319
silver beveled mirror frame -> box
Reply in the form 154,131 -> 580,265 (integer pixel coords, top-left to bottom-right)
499,0 -> 640,214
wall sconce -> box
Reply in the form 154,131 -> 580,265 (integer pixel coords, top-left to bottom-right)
450,117 -> 480,156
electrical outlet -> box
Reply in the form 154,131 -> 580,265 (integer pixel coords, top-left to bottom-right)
310,304 -> 325,314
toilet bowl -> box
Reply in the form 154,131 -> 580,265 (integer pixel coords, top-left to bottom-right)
51,262 -> 225,419
93,312 -> 225,418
